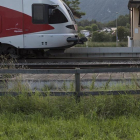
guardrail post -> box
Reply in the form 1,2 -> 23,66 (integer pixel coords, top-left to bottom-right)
75,68 -> 80,102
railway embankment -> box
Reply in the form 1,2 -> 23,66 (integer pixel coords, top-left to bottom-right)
1,72 -> 140,92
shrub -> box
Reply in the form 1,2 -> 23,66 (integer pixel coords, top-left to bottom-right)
92,31 -> 111,42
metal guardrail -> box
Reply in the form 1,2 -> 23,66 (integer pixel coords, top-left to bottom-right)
1,67 -> 140,101
1,67 -> 140,74
1,91 -> 140,97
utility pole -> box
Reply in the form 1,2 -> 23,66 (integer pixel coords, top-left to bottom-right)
116,12 -> 118,47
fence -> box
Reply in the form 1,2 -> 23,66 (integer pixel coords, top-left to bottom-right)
1,67 -> 140,99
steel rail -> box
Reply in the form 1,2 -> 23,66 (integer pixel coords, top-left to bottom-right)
14,57 -> 140,63
1,57 -> 140,63
0,63 -> 140,69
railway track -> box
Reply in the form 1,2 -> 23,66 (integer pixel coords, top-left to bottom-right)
1,56 -> 140,63
0,63 -> 140,69
0,57 -> 140,69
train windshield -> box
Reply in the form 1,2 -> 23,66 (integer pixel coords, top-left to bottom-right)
63,3 -> 76,23
49,6 -> 68,24
32,4 -> 69,24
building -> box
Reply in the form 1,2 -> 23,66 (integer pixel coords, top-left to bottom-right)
80,30 -> 91,37
111,27 -> 117,32
102,28 -> 112,32
100,27 -> 117,33
128,0 -> 140,47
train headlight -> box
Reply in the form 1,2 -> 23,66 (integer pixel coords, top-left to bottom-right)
66,25 -> 75,30
66,25 -> 78,31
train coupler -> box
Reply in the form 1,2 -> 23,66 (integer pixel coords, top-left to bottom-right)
67,37 -> 87,44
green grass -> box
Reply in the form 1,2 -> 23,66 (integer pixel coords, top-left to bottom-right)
75,41 -> 127,47
1,113 -> 140,140
1,79 -> 140,139
0,94 -> 140,139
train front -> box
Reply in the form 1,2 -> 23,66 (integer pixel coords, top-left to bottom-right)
47,0 -> 87,49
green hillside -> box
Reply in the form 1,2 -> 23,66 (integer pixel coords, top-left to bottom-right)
79,0 -> 129,22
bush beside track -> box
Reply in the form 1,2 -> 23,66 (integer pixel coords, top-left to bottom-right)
76,41 -> 127,47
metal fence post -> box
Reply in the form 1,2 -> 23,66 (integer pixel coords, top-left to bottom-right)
75,68 -> 80,102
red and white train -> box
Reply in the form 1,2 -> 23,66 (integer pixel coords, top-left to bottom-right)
0,0 -> 86,57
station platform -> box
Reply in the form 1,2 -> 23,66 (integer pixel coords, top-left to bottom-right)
53,47 -> 140,58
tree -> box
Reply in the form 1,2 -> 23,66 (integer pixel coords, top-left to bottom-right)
92,31 -> 111,42
106,14 -> 129,27
91,24 -> 98,32
126,23 -> 130,29
63,0 -> 85,18
117,26 -> 124,41
117,26 -> 129,42
78,33 -> 85,38
118,15 -> 129,26
77,20 -> 103,30
124,28 -> 130,41
111,35 -> 116,42
85,26 -> 92,31
92,31 -> 99,42
78,26 -> 84,32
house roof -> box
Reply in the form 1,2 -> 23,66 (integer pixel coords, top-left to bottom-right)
128,0 -> 140,9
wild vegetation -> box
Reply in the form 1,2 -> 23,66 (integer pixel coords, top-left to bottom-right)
76,41 -> 127,47
1,92 -> 140,139
0,74 -> 140,139
77,15 -> 130,47
63,1 -> 129,46
77,15 -> 129,29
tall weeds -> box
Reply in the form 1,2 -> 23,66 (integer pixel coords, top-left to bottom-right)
0,91 -> 140,119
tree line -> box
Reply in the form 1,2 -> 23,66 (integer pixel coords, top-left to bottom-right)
63,0 -> 130,42
77,14 -> 130,42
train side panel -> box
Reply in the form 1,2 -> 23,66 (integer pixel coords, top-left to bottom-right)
0,0 -> 24,48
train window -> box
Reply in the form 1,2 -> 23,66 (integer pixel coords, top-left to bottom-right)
49,6 -> 68,24
32,4 -> 48,24
63,4 -> 76,23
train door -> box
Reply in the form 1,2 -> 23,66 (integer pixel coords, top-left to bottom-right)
23,0 -> 52,49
